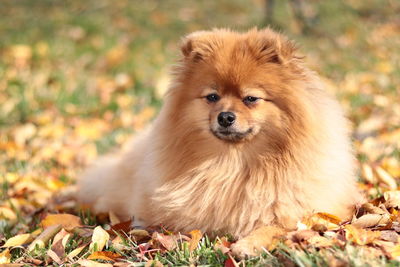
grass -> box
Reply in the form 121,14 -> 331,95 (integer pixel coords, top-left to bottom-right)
0,0 -> 400,266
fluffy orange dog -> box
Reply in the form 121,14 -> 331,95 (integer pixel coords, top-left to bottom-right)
78,28 -> 361,254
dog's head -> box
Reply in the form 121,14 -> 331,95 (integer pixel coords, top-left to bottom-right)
169,28 -> 311,150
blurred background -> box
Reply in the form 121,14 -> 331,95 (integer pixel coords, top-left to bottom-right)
0,0 -> 399,210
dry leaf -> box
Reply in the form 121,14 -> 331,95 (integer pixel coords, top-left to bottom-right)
89,226 -> 110,252
0,248 -> 11,264
214,237 -> 231,254
345,225 -> 381,245
224,254 -> 240,267
40,213 -> 82,231
376,166 -> 397,189
28,224 -> 62,251
145,260 -> 164,267
87,251 -> 122,261
47,249 -> 63,265
152,232 -> 178,251
304,213 -> 341,230
361,164 -> 377,183
2,233 -> 33,247
352,213 -> 391,228
188,230 -> 202,251
78,259 -> 113,267
384,191 -> 400,208
66,243 -> 87,259
361,203 -> 386,214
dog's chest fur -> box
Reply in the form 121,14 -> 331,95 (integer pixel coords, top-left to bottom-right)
144,151 -> 309,237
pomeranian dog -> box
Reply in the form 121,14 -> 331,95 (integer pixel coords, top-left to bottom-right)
78,28 -> 362,253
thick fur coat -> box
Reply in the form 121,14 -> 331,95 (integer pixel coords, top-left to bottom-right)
78,28 -> 362,238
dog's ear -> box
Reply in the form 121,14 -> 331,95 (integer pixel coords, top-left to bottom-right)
180,31 -> 217,62
250,28 -> 300,65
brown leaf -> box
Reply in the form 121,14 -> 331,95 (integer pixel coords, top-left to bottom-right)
380,230 -> 399,243
188,230 -> 202,251
40,214 -> 82,231
352,213 -> 391,228
47,249 -> 63,265
152,232 -> 178,251
214,237 -> 231,254
361,203 -> 386,214
87,251 -> 123,261
28,224 -> 62,251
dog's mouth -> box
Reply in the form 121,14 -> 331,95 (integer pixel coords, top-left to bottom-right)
211,128 -> 253,142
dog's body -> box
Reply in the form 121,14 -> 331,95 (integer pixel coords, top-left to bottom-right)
78,28 -> 361,239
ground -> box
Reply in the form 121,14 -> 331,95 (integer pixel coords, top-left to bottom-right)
0,0 -> 400,266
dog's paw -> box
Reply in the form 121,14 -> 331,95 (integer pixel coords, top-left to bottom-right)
230,238 -> 259,258
230,226 -> 286,258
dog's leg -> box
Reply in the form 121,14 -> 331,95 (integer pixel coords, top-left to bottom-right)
230,226 -> 286,257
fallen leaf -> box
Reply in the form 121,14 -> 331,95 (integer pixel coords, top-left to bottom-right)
28,224 -> 62,251
376,166 -> 397,189
78,259 -> 113,267
352,213 -> 391,228
89,226 -> 110,252
145,260 -> 164,267
345,225 -> 381,245
384,191 -> 400,208
152,232 -> 178,251
215,237 -> 231,254
0,248 -> 11,264
2,233 -> 33,247
224,254 -> 240,267
361,203 -> 386,214
87,251 -> 123,261
47,249 -> 63,265
66,243 -> 88,259
40,213 -> 82,231
188,230 -> 202,251
361,164 -> 377,184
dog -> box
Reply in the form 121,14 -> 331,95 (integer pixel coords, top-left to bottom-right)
77,28 -> 362,255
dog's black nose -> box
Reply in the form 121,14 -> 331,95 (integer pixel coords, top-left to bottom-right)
218,112 -> 236,127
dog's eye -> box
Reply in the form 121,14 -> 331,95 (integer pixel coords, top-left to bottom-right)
205,93 -> 220,102
243,96 -> 259,104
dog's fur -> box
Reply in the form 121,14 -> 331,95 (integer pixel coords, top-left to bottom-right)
78,28 -> 362,238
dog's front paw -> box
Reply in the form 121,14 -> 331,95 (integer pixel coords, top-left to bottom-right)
231,238 -> 259,257
230,226 -> 286,258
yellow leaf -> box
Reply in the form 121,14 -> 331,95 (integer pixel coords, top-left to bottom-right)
2,233 -> 33,247
89,226 -> 110,252
345,225 -> 380,245
0,206 -> 17,221
40,214 -> 82,231
87,251 -> 122,261
376,166 -> 397,189
0,248 -> 11,264
66,244 -> 87,259
188,230 -> 202,251
303,213 -> 340,230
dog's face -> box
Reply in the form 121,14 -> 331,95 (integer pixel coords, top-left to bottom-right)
171,29 -> 307,148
